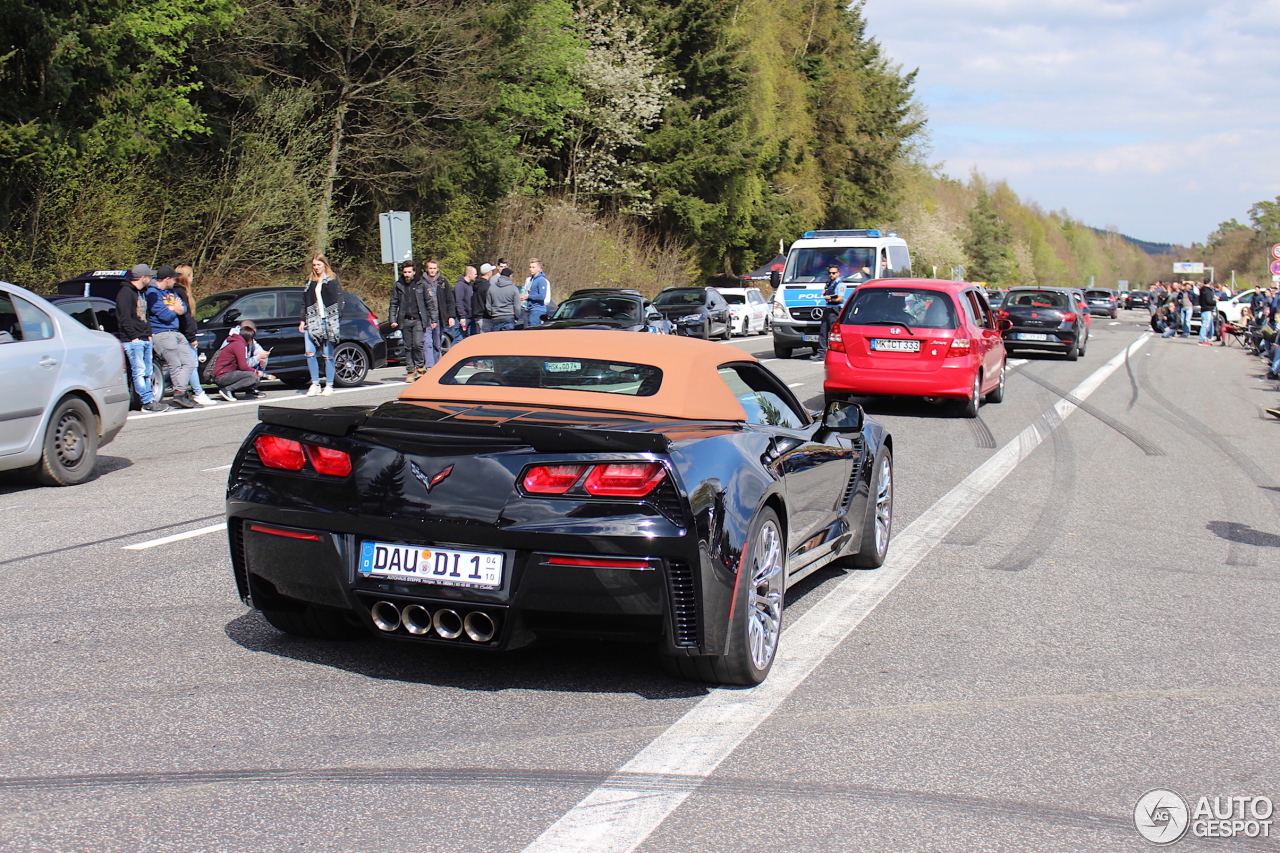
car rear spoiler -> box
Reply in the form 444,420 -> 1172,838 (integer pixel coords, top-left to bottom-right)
257,405 -> 671,454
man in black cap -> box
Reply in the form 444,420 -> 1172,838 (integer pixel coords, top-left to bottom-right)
116,264 -> 167,412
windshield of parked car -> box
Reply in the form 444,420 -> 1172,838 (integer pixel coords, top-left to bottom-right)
843,288 -> 957,329
440,356 -> 662,396
783,247 -> 876,283
653,290 -> 707,307
1006,291 -> 1069,308
552,296 -> 640,323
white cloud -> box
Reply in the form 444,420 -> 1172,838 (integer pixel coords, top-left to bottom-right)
866,0 -> 1280,243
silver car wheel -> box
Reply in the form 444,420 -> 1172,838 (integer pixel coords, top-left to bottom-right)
747,517 -> 785,671
873,454 -> 893,556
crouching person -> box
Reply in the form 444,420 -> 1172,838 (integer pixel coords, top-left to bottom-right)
213,320 -> 264,401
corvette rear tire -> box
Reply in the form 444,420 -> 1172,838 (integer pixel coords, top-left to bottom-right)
260,604 -> 368,640
661,507 -> 786,686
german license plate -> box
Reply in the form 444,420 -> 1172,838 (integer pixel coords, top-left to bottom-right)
801,334 -> 820,342
1016,333 -> 1050,341
871,338 -> 920,352
359,541 -> 503,589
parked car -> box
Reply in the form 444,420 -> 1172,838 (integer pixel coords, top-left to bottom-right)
1124,290 -> 1150,310
379,321 -> 455,366
534,288 -> 672,334
716,286 -> 771,336
226,330 -> 893,685
823,279 -> 1008,418
1084,288 -> 1119,318
1216,289 -> 1258,327
999,287 -> 1089,360
0,281 -> 129,485
193,287 -> 387,387
651,287 -> 732,340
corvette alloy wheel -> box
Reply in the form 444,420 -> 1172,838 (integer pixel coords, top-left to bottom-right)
745,514 -> 785,672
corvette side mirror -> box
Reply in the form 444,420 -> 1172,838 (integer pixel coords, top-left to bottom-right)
821,399 -> 864,432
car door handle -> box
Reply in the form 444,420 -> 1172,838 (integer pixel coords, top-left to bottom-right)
39,356 -> 58,368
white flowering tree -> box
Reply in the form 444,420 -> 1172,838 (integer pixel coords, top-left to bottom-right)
565,3 -> 673,213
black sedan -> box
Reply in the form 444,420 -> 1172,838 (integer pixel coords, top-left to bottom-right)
225,330 -> 893,685
534,288 -> 673,334
194,287 -> 387,387
999,287 -> 1089,360
1125,290 -> 1150,310
652,286 -> 732,340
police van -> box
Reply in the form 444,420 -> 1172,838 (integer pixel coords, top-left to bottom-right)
770,229 -> 911,358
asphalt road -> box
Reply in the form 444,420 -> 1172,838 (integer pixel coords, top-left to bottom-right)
2,313 -> 1278,853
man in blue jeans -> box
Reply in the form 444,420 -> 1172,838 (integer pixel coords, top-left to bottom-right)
114,264 -> 167,412
525,258 -> 553,326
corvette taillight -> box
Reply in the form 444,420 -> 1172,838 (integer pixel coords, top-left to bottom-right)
254,435 -> 351,477
948,338 -> 972,357
254,435 -> 306,470
305,444 -> 353,477
583,462 -> 667,497
523,464 -> 589,494
828,324 -> 845,352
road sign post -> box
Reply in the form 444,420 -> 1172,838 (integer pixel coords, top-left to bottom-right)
379,211 -> 412,265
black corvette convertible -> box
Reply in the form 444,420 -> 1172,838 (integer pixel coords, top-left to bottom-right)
226,330 -> 893,684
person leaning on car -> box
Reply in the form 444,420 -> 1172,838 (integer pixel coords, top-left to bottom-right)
115,264 -> 167,412
147,265 -> 200,408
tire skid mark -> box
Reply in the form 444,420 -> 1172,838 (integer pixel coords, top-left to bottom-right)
967,416 -> 997,449
1012,366 -> 1164,456
0,514 -> 225,567
1124,342 -> 1141,410
989,426 -> 1076,572
1133,351 -> 1276,567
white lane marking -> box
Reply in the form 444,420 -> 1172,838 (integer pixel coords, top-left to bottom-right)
1008,358 -> 1028,367
129,382 -> 402,420
122,523 -> 227,550
1109,321 -> 1122,326
202,464 -> 233,472
521,333 -> 1153,853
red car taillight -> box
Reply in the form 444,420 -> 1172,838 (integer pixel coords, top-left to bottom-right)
948,338 -> 972,357
367,311 -> 378,325
583,462 -> 667,497
254,435 -> 306,470
305,444 -> 353,477
828,324 -> 845,353
523,464 -> 589,494
1060,312 -> 1077,322
254,435 -> 351,477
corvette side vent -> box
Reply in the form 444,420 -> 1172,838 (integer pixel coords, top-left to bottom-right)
666,560 -> 698,647
839,442 -> 865,511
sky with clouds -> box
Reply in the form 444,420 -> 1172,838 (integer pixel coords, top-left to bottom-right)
863,0 -> 1280,247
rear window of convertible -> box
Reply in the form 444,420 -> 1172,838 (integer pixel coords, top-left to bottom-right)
440,356 -> 662,396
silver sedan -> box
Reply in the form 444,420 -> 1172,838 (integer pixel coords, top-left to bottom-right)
0,280 -> 129,485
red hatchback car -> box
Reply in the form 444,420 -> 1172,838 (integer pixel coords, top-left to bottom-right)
823,279 -> 1009,417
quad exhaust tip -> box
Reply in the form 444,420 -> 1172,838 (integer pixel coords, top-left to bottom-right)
368,600 -> 498,642
463,611 -> 496,643
370,600 -> 401,632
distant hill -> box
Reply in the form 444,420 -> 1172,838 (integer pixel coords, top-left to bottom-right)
1089,227 -> 1177,257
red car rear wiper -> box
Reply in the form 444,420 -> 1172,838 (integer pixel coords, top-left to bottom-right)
858,320 -> 916,334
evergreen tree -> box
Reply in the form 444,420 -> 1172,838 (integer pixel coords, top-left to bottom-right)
964,189 -> 1014,285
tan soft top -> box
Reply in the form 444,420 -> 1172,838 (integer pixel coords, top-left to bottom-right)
400,330 -> 755,421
